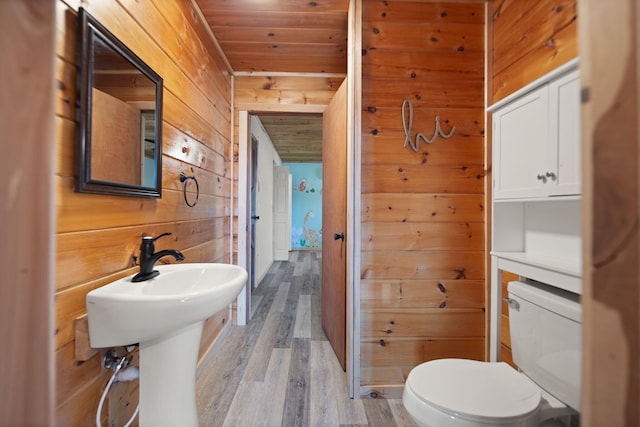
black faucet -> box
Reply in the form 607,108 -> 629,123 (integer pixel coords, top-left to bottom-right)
132,232 -> 185,282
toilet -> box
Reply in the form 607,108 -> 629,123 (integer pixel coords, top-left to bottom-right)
403,280 -> 581,427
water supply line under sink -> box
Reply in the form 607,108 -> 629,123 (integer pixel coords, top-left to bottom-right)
96,347 -> 140,427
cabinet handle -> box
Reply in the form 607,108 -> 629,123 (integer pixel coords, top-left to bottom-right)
545,171 -> 556,180
504,297 -> 520,311
536,173 -> 547,182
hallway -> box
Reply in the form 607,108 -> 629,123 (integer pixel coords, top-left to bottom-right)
196,250 -> 417,426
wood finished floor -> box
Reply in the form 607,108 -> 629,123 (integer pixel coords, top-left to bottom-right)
196,250 -> 418,427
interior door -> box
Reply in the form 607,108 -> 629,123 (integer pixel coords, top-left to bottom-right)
322,80 -> 348,370
250,136 -> 259,290
273,165 -> 291,260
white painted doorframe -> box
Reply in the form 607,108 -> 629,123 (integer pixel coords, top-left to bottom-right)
346,0 -> 362,398
236,111 -> 251,325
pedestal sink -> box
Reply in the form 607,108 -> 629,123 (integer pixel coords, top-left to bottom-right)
86,263 -> 248,427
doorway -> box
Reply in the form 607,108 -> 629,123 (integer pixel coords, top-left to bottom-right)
235,91 -> 352,390
237,107 -> 325,324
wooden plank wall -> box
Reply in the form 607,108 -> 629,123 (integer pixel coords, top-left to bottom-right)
499,271 -> 518,367
360,0 -> 486,395
54,0 -> 232,424
491,0 -> 578,103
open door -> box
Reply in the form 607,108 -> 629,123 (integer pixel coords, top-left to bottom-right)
273,165 -> 291,260
249,136 -> 259,290
322,80 -> 348,370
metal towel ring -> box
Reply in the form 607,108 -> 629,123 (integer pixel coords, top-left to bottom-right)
179,172 -> 199,207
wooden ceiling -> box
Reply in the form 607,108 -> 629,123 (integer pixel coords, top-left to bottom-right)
193,0 -> 349,163
195,0 -> 349,74
257,113 -> 323,162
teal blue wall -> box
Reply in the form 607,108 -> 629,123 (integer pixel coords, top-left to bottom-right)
284,162 -> 322,249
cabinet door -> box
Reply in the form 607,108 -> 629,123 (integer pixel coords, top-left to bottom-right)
493,86 -> 549,199
549,69 -> 581,196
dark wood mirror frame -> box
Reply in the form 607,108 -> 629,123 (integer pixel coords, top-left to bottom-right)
76,8 -> 163,198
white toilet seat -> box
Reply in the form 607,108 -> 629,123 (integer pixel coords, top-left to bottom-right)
403,359 -> 542,427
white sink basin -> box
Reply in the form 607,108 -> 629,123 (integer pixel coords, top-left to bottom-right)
86,263 -> 247,427
87,263 -> 247,347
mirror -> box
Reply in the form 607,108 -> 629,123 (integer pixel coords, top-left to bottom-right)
76,8 -> 163,198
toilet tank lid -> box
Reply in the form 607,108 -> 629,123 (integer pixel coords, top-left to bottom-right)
406,359 -> 541,419
508,280 -> 581,323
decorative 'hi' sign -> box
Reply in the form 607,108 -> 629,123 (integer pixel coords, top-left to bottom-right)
402,98 -> 456,152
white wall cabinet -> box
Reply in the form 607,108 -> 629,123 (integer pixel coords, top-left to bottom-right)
549,70 -> 581,196
492,64 -> 581,199
487,58 -> 582,362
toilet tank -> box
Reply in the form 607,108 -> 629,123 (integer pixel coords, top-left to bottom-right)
507,280 -> 581,411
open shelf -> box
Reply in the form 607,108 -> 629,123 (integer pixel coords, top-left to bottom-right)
493,195 -> 581,204
491,251 -> 581,295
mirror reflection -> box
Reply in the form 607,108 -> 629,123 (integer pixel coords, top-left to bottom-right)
76,8 -> 163,197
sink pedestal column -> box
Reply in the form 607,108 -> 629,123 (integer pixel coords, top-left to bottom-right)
138,322 -> 204,427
